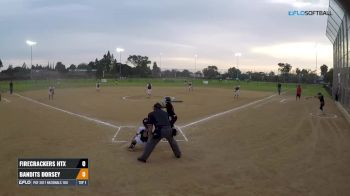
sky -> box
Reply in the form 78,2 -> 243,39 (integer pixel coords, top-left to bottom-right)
0,0 -> 333,73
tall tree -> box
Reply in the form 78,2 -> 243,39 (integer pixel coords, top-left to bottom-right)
55,62 -> 67,73
0,59 -> 3,70
127,55 -> 152,77
227,67 -> 241,79
320,64 -> 328,77
278,63 -> 292,74
69,64 -> 77,70
202,66 -> 220,79
181,69 -> 191,77
152,62 -> 161,77
325,68 -> 333,84
278,63 -> 292,82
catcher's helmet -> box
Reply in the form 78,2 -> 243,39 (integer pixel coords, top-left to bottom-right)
142,117 -> 149,127
164,96 -> 171,103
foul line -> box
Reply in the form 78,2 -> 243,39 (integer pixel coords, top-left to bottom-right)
177,126 -> 188,142
280,99 -> 287,103
2,98 -> 11,103
112,125 -> 188,143
15,93 -> 119,129
179,94 -> 276,129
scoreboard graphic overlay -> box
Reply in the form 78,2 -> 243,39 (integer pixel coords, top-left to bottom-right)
18,158 -> 89,187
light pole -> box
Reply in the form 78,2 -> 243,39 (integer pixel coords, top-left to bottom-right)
116,48 -> 124,79
194,54 -> 198,78
26,40 -> 37,80
315,43 -> 318,76
160,53 -> 162,77
234,52 -> 242,80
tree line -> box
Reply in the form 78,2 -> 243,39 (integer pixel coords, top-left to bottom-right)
0,51 -> 333,84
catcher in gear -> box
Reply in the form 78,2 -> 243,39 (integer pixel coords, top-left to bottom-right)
128,118 -> 149,150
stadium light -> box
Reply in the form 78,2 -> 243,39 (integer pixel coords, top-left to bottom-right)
116,48 -> 124,79
194,54 -> 198,78
315,43 -> 318,76
26,40 -> 37,80
234,52 -> 242,80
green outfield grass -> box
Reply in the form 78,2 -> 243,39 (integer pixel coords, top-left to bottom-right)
0,78 -> 328,97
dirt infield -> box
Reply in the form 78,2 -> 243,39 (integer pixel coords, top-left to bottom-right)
1,86 -> 350,195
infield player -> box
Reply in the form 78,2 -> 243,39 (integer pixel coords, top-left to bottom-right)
146,82 -> 152,98
234,85 -> 240,99
48,86 -> 55,100
128,118 -> 149,150
188,81 -> 193,92
96,81 -> 101,92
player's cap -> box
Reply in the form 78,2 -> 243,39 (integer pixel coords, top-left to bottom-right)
153,102 -> 162,109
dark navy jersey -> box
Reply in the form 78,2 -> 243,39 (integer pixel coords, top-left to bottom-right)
148,109 -> 171,127
165,102 -> 176,116
147,83 -> 152,89
318,95 -> 325,103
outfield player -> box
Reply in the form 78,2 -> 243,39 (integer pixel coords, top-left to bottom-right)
96,81 -> 101,92
128,118 -> 149,150
296,84 -> 302,101
48,86 -> 54,100
234,85 -> 240,99
146,82 -> 152,98
277,83 -> 282,95
163,97 -> 178,136
9,80 -> 13,94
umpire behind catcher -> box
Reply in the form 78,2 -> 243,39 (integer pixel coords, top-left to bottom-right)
138,102 -> 181,163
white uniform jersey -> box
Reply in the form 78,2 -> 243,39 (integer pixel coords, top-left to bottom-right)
48,87 -> 53,95
135,126 -> 147,145
234,86 -> 240,96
